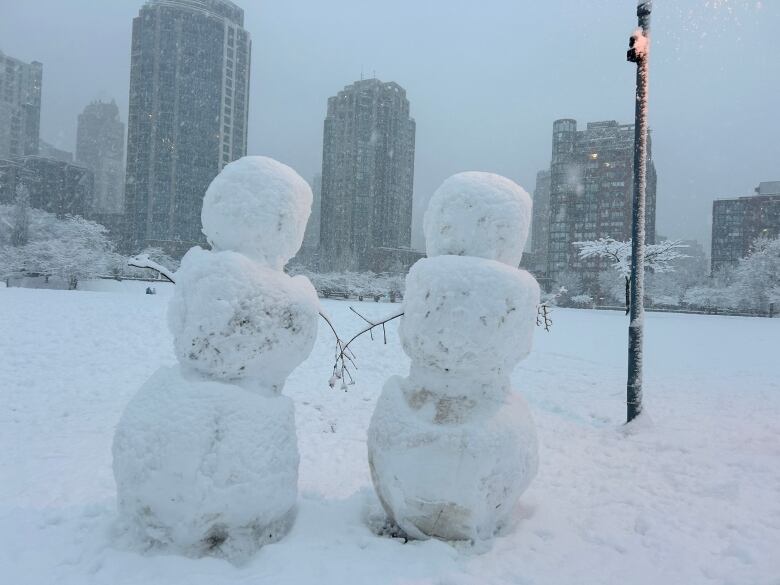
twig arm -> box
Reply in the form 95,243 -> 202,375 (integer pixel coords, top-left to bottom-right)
128,254 -> 176,284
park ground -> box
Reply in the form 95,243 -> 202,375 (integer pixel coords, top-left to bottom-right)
1,281 -> 778,585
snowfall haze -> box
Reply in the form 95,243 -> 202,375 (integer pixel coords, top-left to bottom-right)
1,0 -> 777,249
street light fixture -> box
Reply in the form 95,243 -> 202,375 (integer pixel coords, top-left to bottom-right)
626,1 -> 652,424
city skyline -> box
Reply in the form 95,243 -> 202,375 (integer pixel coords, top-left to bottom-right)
122,0 -> 251,255
2,0 -> 777,251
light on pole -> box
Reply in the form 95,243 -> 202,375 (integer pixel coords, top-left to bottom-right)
626,1 -> 651,423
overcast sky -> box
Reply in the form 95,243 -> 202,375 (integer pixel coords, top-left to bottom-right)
1,0 -> 777,251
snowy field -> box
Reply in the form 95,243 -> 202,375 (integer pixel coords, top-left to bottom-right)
1,283 -> 778,585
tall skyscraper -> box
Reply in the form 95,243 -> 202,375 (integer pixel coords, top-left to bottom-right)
546,119 -> 657,285
320,78 -> 416,272
77,100 -> 125,215
0,50 -> 42,158
711,181 -> 780,273
529,169 -> 551,266
124,0 -> 251,256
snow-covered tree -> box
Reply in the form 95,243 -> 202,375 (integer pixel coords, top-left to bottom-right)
574,238 -> 687,312
730,237 -> 780,310
11,184 -> 31,247
682,240 -> 779,313
551,269 -> 584,307
0,205 -> 118,289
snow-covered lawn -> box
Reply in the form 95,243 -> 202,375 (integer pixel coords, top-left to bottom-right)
1,284 -> 778,585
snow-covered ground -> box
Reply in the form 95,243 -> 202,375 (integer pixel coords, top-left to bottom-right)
1,284 -> 778,585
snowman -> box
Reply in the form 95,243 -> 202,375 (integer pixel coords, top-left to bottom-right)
367,171 -> 540,542
112,156 -> 319,560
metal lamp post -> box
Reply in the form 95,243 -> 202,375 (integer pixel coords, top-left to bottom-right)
626,1 -> 652,423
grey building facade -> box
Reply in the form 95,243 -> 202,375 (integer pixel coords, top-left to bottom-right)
77,100 -> 125,215
546,119 -> 657,286
711,181 -> 780,273
528,169 -> 551,274
0,155 -> 93,218
0,51 -> 42,158
319,78 -> 416,273
123,0 -> 251,256
39,140 -> 74,163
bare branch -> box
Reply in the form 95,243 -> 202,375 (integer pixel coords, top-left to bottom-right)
328,308 -> 404,390
536,304 -> 553,332
128,253 -> 177,284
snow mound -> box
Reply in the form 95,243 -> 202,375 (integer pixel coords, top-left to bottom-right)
400,255 -> 540,375
112,366 -> 299,561
201,156 -> 313,269
423,172 -> 531,266
368,374 -> 539,541
168,247 -> 319,390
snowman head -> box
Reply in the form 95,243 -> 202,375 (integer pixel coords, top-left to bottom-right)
423,172 -> 531,267
201,156 -> 313,270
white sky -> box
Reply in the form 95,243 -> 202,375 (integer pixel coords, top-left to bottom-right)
1,0 -> 777,251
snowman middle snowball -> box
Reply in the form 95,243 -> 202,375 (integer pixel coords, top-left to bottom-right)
367,171 -> 541,541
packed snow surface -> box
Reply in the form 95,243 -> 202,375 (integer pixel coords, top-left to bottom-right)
169,247 -> 319,390
368,373 -> 538,541
423,172 -> 532,266
112,365 -> 299,561
201,156 -> 313,270
400,255 -> 540,373
1,284 -> 779,584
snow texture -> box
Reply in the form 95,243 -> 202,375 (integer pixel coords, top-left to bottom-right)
370,172 -> 540,541
113,156 -> 318,560
400,256 -> 539,375
368,371 -> 538,541
422,171 -> 532,267
112,366 -> 299,561
2,287 -> 780,584
201,156 -> 313,270
169,247 -> 319,391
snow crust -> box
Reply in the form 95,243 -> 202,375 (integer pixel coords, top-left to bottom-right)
423,171 -> 532,267
169,247 -> 319,390
112,366 -> 299,561
201,156 -> 313,270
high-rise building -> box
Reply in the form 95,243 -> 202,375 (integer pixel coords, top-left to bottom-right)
711,181 -> 780,273
528,169 -> 551,271
0,51 -> 42,158
319,78 -> 416,273
124,0 -> 251,256
546,119 -> 657,285
77,100 -> 125,216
